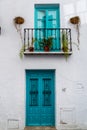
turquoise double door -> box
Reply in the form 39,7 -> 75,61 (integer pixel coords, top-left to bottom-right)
35,4 -> 60,51
26,70 -> 55,126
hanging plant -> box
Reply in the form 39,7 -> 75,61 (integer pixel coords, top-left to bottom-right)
70,16 -> 80,24
70,16 -> 80,49
14,16 -> 24,24
13,16 -> 25,58
13,16 -> 25,41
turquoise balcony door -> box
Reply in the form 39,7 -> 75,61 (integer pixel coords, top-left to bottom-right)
26,70 -> 55,126
35,4 -> 60,51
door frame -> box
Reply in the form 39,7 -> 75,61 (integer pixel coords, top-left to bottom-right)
25,69 -> 56,126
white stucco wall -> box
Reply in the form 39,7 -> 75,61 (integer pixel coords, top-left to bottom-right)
0,0 -> 87,130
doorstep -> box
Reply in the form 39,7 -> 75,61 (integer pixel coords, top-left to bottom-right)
24,126 -> 56,130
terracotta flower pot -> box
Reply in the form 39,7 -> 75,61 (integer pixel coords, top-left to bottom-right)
14,17 -> 24,24
62,47 -> 68,52
70,16 -> 80,24
44,46 -> 50,52
29,47 -> 34,52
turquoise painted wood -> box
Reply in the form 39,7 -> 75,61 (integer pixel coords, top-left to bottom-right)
34,4 -> 60,51
26,70 -> 55,126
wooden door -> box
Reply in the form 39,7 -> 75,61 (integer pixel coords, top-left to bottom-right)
26,70 -> 55,126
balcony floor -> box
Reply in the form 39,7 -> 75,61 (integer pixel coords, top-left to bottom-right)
24,51 -> 72,55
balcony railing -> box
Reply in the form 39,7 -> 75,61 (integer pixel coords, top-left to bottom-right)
24,28 -> 72,55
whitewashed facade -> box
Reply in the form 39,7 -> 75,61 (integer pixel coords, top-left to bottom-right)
0,0 -> 87,130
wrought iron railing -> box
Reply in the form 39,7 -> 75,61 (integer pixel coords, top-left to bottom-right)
24,28 -> 72,53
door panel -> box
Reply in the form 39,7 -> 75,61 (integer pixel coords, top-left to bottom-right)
29,79 -> 38,106
26,70 -> 55,126
41,78 -> 54,126
42,78 -> 52,106
27,78 -> 40,126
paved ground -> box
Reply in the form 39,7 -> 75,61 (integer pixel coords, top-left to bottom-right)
57,125 -> 87,130
24,126 -> 87,130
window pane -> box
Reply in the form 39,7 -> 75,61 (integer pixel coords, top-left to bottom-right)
48,11 -> 56,19
37,11 -> 46,28
38,10 -> 45,19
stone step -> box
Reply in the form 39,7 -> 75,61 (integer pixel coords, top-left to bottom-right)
24,126 -> 56,130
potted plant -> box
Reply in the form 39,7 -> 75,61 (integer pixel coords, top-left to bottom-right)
28,38 -> 36,52
19,38 -> 36,58
69,16 -> 80,49
13,16 -> 25,43
61,31 -> 69,60
39,36 -> 53,51
14,16 -> 24,25
62,31 -> 68,52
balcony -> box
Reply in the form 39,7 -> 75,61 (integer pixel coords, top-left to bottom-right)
23,28 -> 72,55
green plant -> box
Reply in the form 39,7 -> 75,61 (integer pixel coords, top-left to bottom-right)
29,38 -> 36,48
19,44 -> 27,59
61,31 -> 69,60
39,36 -> 53,51
62,31 -> 68,52
19,38 -> 36,58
